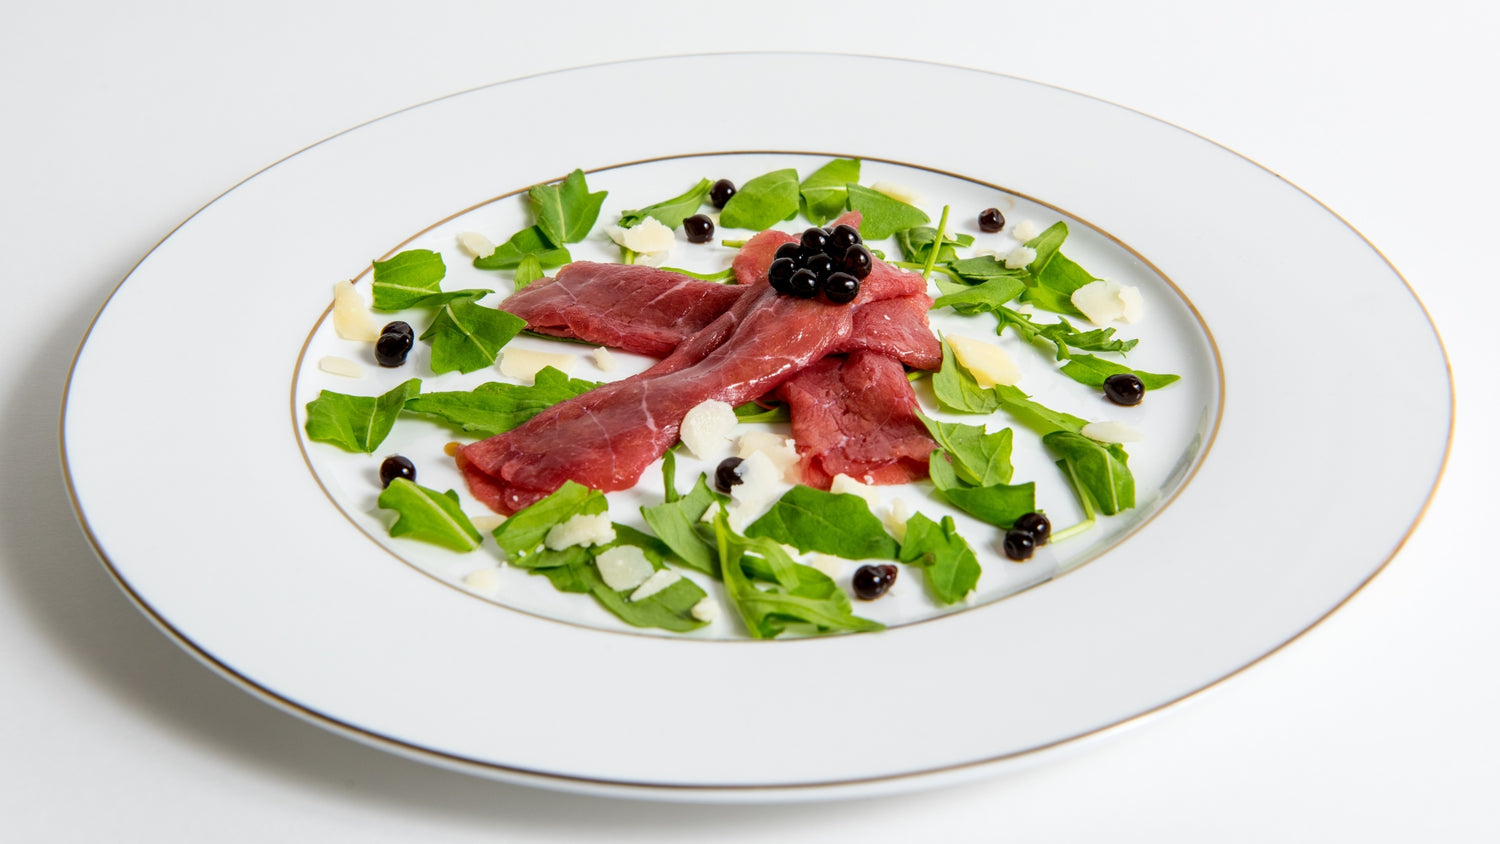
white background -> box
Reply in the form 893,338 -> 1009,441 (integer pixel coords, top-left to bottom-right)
2,1 -> 1493,840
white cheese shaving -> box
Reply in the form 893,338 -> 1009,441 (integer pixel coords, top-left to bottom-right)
1081,420 -> 1142,444
870,181 -> 922,205
462,567 -> 501,592
331,281 -> 380,342
1071,279 -> 1143,326
499,347 -> 578,382
1004,245 -> 1037,270
883,498 -> 912,543
544,512 -> 615,551
690,598 -> 721,623
679,399 -> 737,459
736,431 -> 800,482
1117,284 -> 1144,323
592,347 -> 616,372
594,545 -> 654,591
829,473 -> 880,505
470,514 -> 506,532
456,231 -> 496,258
1011,219 -> 1039,242
317,356 -> 363,378
630,569 -> 683,602
808,553 -> 843,579
605,217 -> 676,256
947,335 -> 1021,387
726,450 -> 783,531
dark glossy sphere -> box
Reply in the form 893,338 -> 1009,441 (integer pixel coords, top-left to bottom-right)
1002,529 -> 1036,561
683,214 -> 714,243
823,272 -> 860,304
852,564 -> 898,600
979,207 -> 1005,233
799,227 -> 831,254
375,330 -> 413,367
828,223 -> 862,252
788,268 -> 820,298
1013,512 -> 1051,546
768,257 -> 797,292
714,457 -> 745,494
801,252 -> 836,278
1103,373 -> 1146,406
774,242 -> 802,263
381,320 -> 414,339
379,455 -> 416,488
839,244 -> 873,279
709,179 -> 736,208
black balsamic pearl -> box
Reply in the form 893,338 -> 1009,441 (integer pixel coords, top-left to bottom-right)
979,207 -> 1005,233
683,214 -> 714,243
381,320 -> 414,339
788,268 -> 820,298
828,223 -> 862,253
767,257 -> 797,292
1103,373 -> 1146,406
714,457 -> 745,494
709,179 -> 736,208
839,244 -> 873,280
1013,512 -> 1051,546
375,330 -> 413,367
801,252 -> 835,278
799,227 -> 831,253
379,455 -> 416,488
774,242 -> 802,263
852,564 -> 898,600
1002,529 -> 1036,561
823,272 -> 860,304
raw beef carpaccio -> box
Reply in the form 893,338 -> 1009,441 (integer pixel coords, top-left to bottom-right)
459,221 -> 942,514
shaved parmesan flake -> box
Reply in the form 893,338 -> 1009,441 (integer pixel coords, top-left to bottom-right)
605,216 -> 676,256
592,346 -> 616,372
691,598 -> 721,623
1071,279 -> 1142,326
1117,284 -> 1144,323
544,512 -> 614,550
883,499 -> 912,543
331,282 -> 379,342
317,356 -> 363,378
871,181 -> 922,205
500,347 -> 578,382
456,231 -> 496,258
1004,245 -> 1037,270
830,473 -> 879,505
948,335 -> 1021,387
808,553 -> 843,579
680,400 -> 736,458
736,432 -> 800,482
1081,420 -> 1142,443
630,569 -> 682,602
1011,219 -> 1039,242
726,451 -> 782,531
470,514 -> 505,532
462,567 -> 501,592
595,545 -> 653,591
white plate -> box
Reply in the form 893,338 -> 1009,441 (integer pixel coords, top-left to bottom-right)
61,54 -> 1451,802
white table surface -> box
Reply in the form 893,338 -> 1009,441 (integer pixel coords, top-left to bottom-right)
3,1 -> 1493,840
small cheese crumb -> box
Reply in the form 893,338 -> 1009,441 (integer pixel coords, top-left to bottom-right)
456,231 -> 496,258
1071,280 -> 1142,327
737,432 -> 800,483
318,356 -> 363,378
1011,219 -> 1039,242
500,347 -> 578,382
471,514 -> 506,532
829,473 -> 879,505
871,181 -> 922,205
331,282 -> 380,342
808,553 -> 843,579
630,569 -> 683,602
1081,420 -> 1142,443
690,598 -> 720,623
544,512 -> 615,551
679,399 -> 737,459
726,451 -> 783,531
592,347 -> 616,372
462,567 -> 502,592
1004,246 -> 1037,270
595,545 -> 653,591
947,335 -> 1021,387
883,499 -> 912,543
605,217 -> 676,256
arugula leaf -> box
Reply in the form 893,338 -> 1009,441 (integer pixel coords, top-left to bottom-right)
618,178 -> 712,229
419,298 -> 527,375
1017,222 -> 1093,316
931,276 -> 1027,314
928,451 -> 1036,528
947,255 -> 1029,283
376,478 -> 482,552
403,367 -> 599,436
745,486 -> 899,561
1036,317 -> 1138,357
993,385 -> 1088,435
491,480 -> 607,561
472,226 -> 571,270
513,253 -> 544,291
898,512 -> 981,605
1058,355 -> 1180,390
719,168 -> 800,231
732,401 -> 791,423
372,250 -> 445,311
1043,431 -> 1135,515
640,473 -> 722,576
932,340 -> 1000,414
896,226 -> 973,266
917,413 -> 1013,486
845,184 -> 930,240
530,169 -> 607,246
585,564 -> 707,633
714,511 -> 882,638
798,158 -> 860,226
303,378 -> 420,453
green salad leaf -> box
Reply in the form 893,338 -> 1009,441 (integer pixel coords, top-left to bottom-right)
732,401 -> 791,424
618,178 -> 712,229
303,378 -> 420,453
992,385 -> 1088,435
472,226 -> 571,271
403,367 -> 599,436
372,250 -> 446,311
931,276 -> 1027,314
640,472 -> 722,576
1058,355 -> 1180,391
898,512 -> 981,605
798,158 -> 860,226
896,226 -> 973,266
530,168 -> 607,246
1044,431 -> 1135,515
419,298 -> 527,375
719,168 -> 800,231
917,414 -> 1014,486
745,486 -> 899,561
845,184 -> 929,240
513,253 -> 545,291
995,308 -> 1138,361
928,451 -> 1036,528
1017,222 -> 1093,316
932,339 -> 1001,414
377,478 -> 482,552
491,480 -> 607,561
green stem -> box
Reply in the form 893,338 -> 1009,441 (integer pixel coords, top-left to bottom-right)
920,205 -> 950,281
621,247 -> 638,265
894,261 -> 961,282
720,239 -> 746,248
1048,458 -> 1097,544
660,266 -> 736,283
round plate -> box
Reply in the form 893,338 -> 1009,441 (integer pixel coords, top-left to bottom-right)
61,54 -> 1451,802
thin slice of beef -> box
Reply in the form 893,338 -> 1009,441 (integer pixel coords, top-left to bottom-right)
775,351 -> 935,490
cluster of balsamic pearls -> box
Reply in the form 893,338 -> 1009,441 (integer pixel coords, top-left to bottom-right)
767,224 -> 874,303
